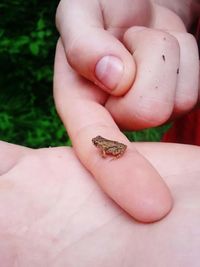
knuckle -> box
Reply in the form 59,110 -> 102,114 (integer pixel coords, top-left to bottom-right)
65,33 -> 85,64
174,95 -> 197,114
134,100 -> 173,127
66,31 -> 91,58
124,28 -> 180,55
183,32 -> 197,43
153,31 -> 180,52
66,34 -> 82,57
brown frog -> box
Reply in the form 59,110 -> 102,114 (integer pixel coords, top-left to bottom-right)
92,135 -> 127,158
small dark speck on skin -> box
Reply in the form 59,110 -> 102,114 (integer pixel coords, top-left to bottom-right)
162,54 -> 165,62
177,68 -> 179,74
163,37 -> 166,41
155,86 -> 158,89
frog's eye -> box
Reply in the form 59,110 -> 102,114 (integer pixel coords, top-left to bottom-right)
92,139 -> 100,146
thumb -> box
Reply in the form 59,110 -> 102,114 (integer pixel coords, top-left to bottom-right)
56,0 -> 136,96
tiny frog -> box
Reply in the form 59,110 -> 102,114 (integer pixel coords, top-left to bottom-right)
92,135 -> 127,158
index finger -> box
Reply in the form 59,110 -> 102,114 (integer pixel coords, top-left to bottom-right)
53,39 -> 173,222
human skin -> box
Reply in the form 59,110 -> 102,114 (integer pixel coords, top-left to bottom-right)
54,0 -> 200,222
0,141 -> 200,267
54,40 -> 173,222
56,0 -> 199,126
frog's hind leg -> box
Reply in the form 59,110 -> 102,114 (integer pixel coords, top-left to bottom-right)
101,149 -> 107,158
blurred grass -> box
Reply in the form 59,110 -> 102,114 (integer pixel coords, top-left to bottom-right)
0,0 -> 170,148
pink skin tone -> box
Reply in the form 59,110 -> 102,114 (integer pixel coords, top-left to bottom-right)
1,1 -> 199,265
1,141 -> 200,266
55,0 -> 200,222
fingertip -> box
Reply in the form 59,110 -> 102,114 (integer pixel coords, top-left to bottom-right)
130,168 -> 174,223
95,149 -> 173,223
61,25 -> 136,97
117,176 -> 173,223
130,189 -> 173,223
95,56 -> 124,92
94,52 -> 136,96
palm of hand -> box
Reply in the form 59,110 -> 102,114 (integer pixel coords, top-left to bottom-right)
0,141 -> 200,266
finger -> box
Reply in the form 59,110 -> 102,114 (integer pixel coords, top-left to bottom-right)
106,27 -> 180,130
54,39 -> 173,223
56,0 -> 139,96
0,141 -> 29,175
169,32 -> 199,115
197,60 -> 200,104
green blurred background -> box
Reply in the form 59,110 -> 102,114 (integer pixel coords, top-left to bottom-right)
0,0 -> 169,148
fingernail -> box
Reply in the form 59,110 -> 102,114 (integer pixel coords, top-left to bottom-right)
95,56 -> 124,91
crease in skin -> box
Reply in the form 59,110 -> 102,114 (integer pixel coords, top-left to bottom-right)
1,153 -> 68,236
0,157 -> 23,177
130,100 -> 173,125
51,211 -> 125,265
0,142 -> 31,176
26,190 -> 100,255
70,94 -> 108,108
120,230 -> 135,267
2,174 -> 103,265
58,97 -> 124,144
19,150 -> 121,235
27,166 -> 128,263
99,0 -> 106,30
73,122 -> 123,144
57,189 -> 97,233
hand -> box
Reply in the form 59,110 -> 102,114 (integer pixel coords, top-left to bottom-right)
54,0 -> 199,222
56,0 -> 199,127
54,40 -> 172,222
1,140 -> 200,266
